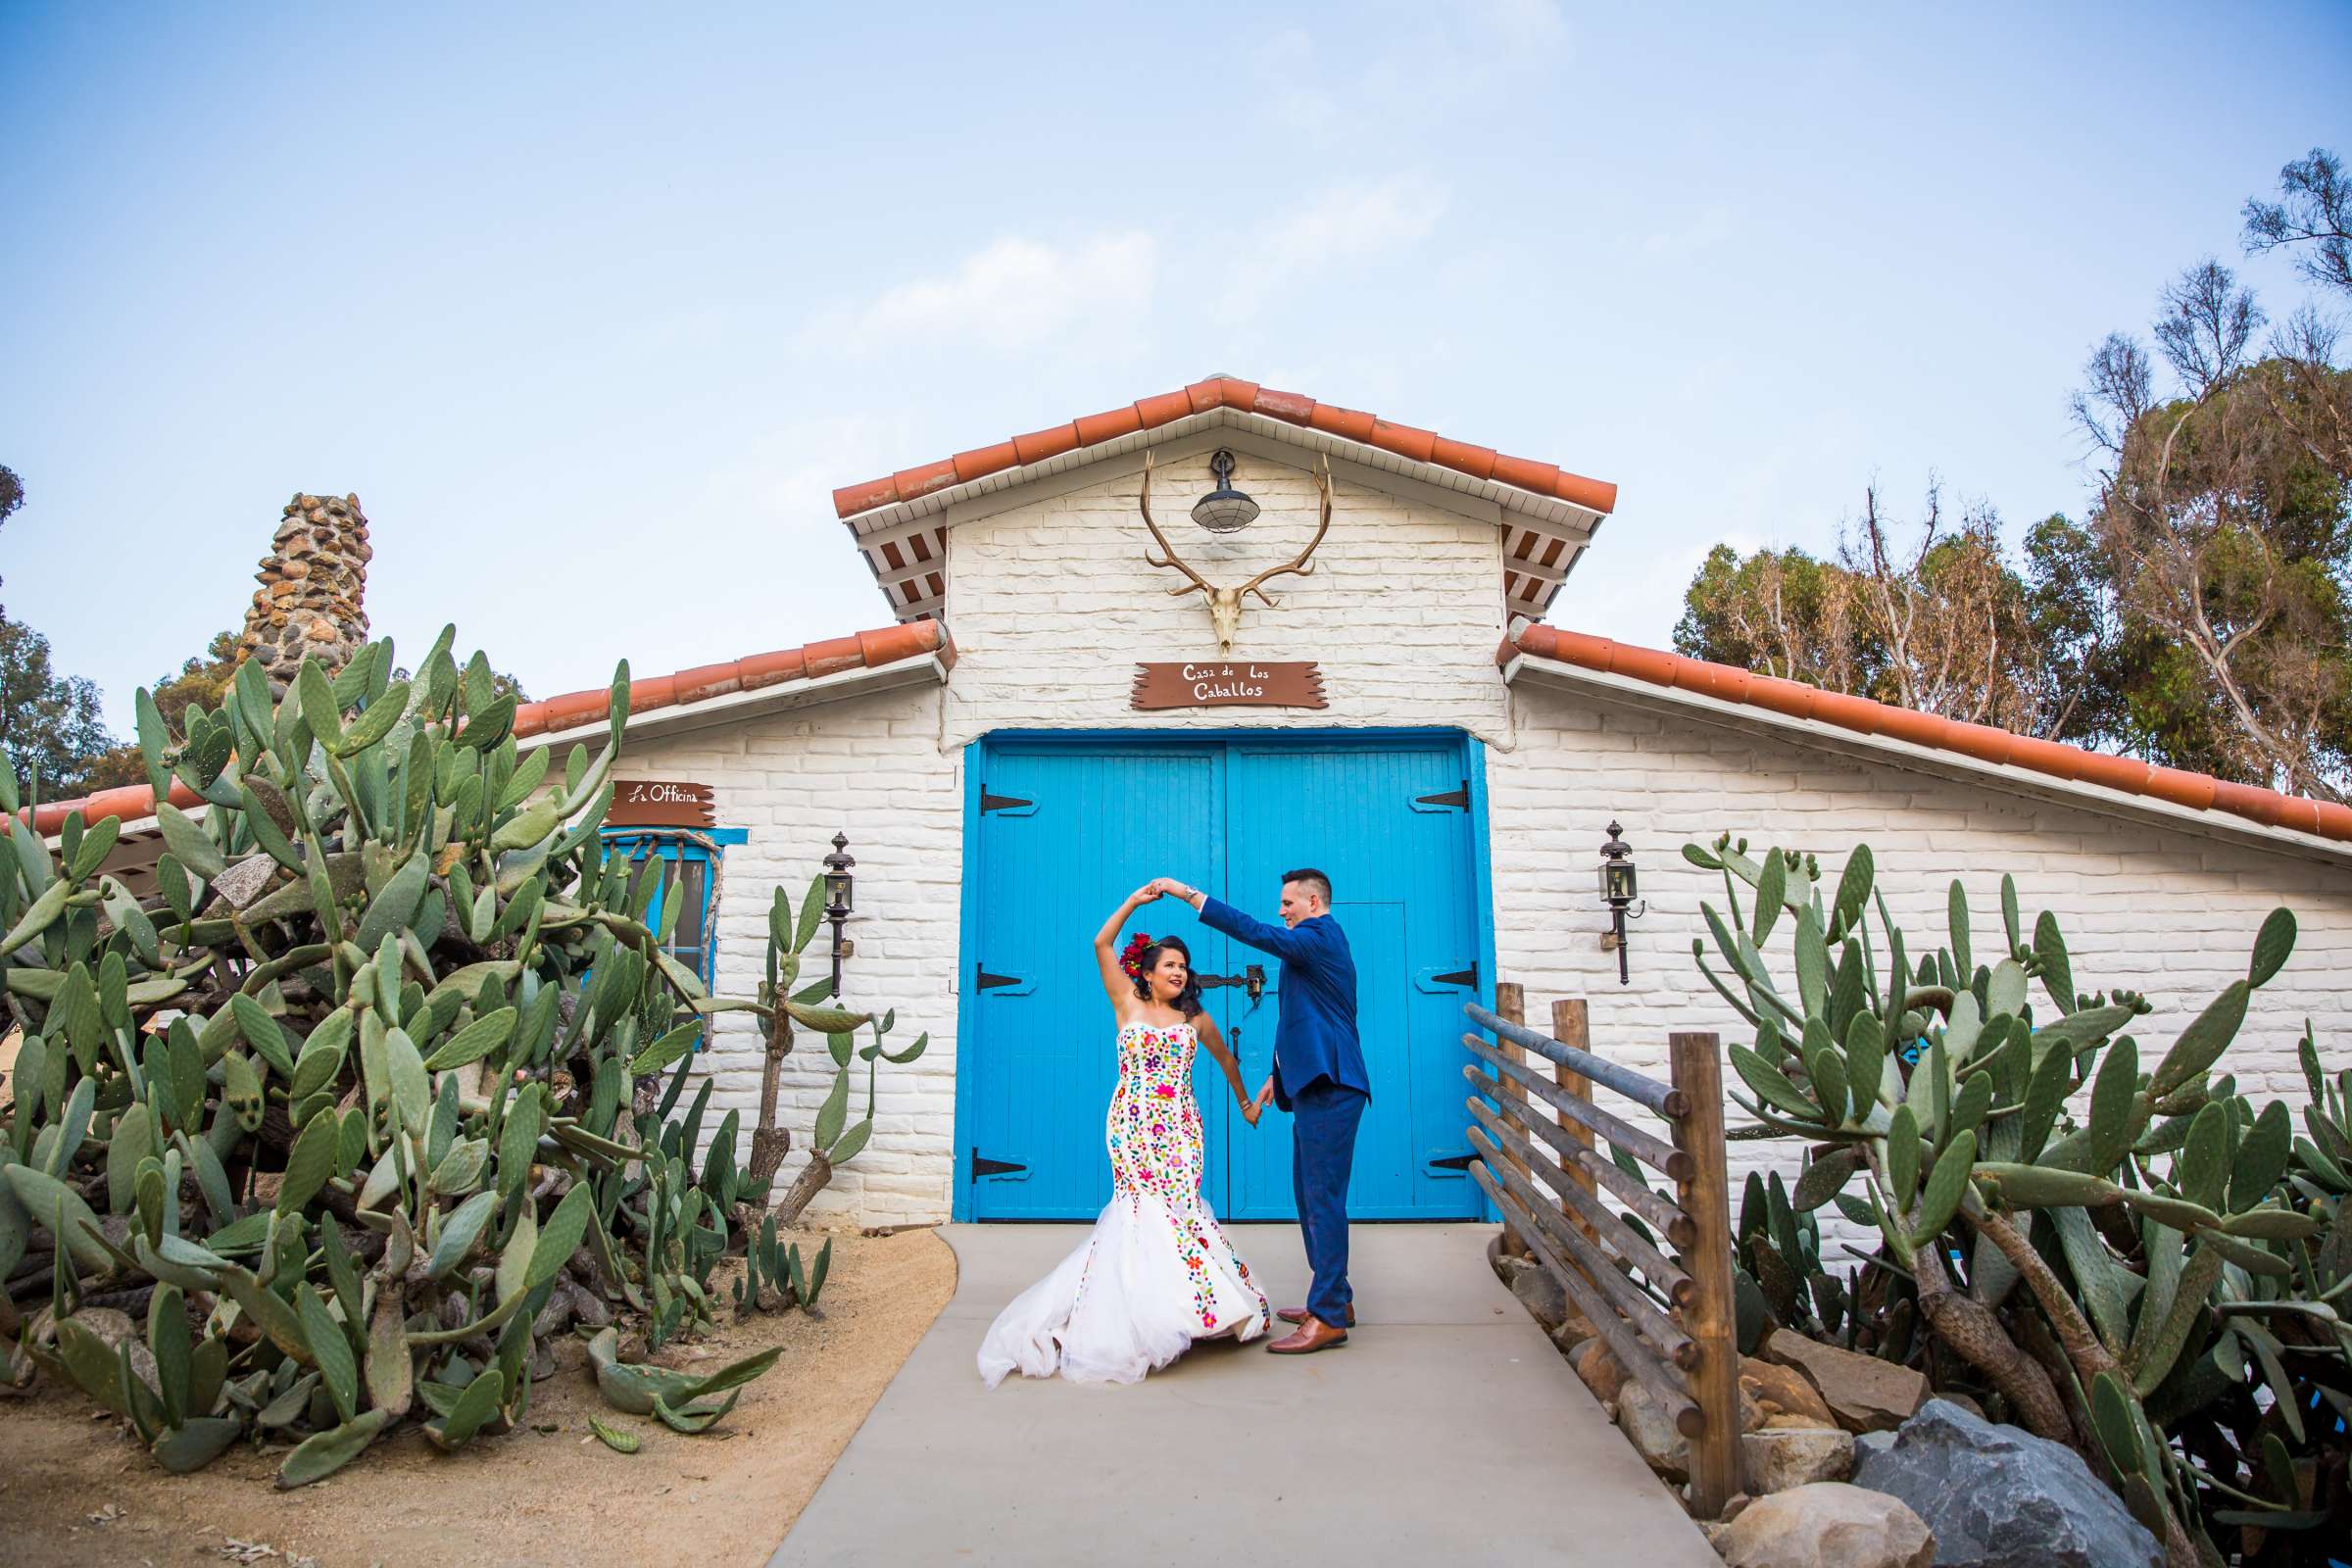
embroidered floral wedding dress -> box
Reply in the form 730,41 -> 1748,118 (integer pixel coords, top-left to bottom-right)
979,1020 -> 1271,1386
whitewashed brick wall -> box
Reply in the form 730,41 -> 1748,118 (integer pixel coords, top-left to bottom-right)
603,436 -> 2350,1231
1489,678 -> 2352,1238
612,685 -> 962,1227
942,451 -> 1511,746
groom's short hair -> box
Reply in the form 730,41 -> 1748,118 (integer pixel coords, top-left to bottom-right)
1281,867 -> 1333,907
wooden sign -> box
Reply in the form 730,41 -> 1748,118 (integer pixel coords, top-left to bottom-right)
608,780 -> 716,827
1131,661 -> 1328,710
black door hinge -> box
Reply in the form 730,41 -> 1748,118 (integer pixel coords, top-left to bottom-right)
1432,962 -> 1480,990
971,1149 -> 1028,1181
1415,780 -> 1470,808
1428,1152 -> 1477,1171
980,788 -> 1033,814
975,965 -> 1022,991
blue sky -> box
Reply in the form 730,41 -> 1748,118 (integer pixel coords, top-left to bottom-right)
5,2 -> 2348,732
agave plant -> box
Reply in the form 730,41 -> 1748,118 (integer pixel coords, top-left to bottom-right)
1,631 -> 916,1484
1685,833 -> 2346,1566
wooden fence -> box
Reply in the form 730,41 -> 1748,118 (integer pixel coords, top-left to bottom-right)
1463,985 -> 1740,1516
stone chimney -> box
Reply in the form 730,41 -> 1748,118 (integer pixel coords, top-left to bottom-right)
239,493 -> 373,694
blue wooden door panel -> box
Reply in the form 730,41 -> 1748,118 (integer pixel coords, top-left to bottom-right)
1224,743 -> 1481,1220
969,736 -> 1483,1222
970,747 -> 1225,1219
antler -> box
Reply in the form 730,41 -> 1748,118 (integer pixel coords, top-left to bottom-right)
1238,455 -> 1333,608
1137,450 -> 1213,600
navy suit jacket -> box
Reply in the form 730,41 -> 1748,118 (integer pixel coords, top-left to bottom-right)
1199,897 -> 1369,1110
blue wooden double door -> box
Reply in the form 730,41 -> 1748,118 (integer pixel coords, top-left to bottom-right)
964,734 -> 1488,1221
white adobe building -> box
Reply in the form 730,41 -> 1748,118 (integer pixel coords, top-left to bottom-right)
54,378 -> 2335,1229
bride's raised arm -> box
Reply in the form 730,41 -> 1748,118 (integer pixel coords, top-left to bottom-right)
1092,882 -> 1160,1012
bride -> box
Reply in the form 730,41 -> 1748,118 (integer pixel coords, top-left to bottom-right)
978,883 -> 1273,1386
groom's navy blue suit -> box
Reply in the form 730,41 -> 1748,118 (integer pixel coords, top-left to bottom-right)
1199,896 -> 1368,1329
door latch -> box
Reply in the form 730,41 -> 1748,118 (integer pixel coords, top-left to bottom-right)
1196,963 -> 1265,1002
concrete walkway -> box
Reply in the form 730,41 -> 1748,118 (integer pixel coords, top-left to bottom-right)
772,1223 -> 1721,1567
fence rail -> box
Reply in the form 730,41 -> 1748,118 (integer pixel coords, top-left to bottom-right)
1465,985 -> 1739,1516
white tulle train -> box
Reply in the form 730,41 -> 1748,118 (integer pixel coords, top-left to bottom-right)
978,1188 -> 1270,1388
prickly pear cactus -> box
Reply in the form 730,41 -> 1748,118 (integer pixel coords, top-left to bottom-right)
0,630 -> 916,1483
1684,834 -> 2345,1566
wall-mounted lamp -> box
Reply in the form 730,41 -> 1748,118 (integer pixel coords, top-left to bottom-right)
823,831 -> 857,998
1191,448 -> 1259,533
1598,820 -> 1645,986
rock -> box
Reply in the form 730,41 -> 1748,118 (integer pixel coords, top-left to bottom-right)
1511,1265 -> 1571,1334
210,855 -> 280,910
1855,1430 -> 1896,1466
1616,1378 -> 1689,1482
1741,1426 -> 1856,1493
1714,1483 -> 1935,1568
1742,1355 -> 1838,1427
1762,1329 -> 1930,1433
1573,1338 -> 1627,1404
1764,1412 -> 1830,1431
1550,1308 -> 1596,1354
71,1307 -> 139,1350
1852,1398 -> 2161,1568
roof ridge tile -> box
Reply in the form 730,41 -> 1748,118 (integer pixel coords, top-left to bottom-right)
18,620 -> 952,838
830,377 -> 1618,520
1502,621 -> 2351,848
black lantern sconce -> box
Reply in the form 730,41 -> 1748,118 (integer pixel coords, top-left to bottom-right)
822,831 -> 857,999
1598,820 -> 1645,986
1191,448 -> 1259,534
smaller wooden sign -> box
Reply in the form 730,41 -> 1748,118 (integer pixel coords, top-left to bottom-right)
608,780 -> 716,827
1131,662 -> 1328,710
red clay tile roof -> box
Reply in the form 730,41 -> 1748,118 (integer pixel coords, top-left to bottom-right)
831,375 -> 1619,519
15,621 -> 954,838
1503,622 -> 2352,847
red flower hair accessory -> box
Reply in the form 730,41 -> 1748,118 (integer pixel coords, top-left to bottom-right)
1119,932 -> 1154,980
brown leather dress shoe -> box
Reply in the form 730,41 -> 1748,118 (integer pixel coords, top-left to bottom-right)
1267,1314 -> 1348,1353
1276,1304 -> 1355,1327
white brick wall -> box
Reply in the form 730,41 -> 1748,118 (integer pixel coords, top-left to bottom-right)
1489,678 -> 2352,1232
603,434 -> 2351,1229
612,685 -> 963,1227
942,451 -> 1511,745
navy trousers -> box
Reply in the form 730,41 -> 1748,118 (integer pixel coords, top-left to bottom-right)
1290,1078 -> 1368,1328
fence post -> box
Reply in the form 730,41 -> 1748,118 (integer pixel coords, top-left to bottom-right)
1670,1029 -> 1740,1518
1550,998 -> 1598,1245
1494,982 -> 1535,1259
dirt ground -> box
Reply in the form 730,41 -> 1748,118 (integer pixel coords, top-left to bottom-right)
0,1226 -> 956,1568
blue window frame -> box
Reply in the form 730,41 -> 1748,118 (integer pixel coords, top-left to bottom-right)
599,827 -> 748,991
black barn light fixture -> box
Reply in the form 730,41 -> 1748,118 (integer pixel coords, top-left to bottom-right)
1191,448 -> 1259,534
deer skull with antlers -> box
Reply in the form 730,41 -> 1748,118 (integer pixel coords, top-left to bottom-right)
1137,450 -> 1333,652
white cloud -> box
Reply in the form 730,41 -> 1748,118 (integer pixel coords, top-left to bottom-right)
1224,175 -> 1448,315
812,231 -> 1157,355
1471,0 -> 1569,53
1268,2 -> 1571,145
1642,203 -> 1736,259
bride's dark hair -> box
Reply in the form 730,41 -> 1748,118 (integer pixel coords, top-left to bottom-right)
1131,934 -> 1205,1018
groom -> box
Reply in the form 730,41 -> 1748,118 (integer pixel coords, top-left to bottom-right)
1154,869 -> 1366,1354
